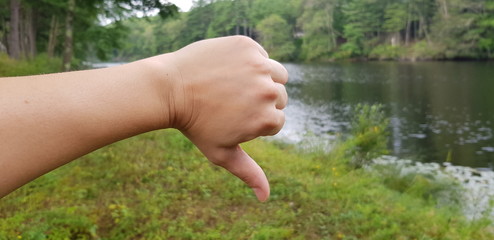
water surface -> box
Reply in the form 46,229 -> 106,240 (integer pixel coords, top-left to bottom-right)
278,61 -> 494,169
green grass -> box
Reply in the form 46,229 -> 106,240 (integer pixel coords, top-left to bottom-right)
0,54 -> 61,77
0,129 -> 492,239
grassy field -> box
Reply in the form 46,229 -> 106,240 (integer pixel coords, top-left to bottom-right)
0,129 -> 492,239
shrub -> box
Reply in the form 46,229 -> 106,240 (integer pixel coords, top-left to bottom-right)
369,44 -> 404,60
345,104 -> 389,168
410,41 -> 445,60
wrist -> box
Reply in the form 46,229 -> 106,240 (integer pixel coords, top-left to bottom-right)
136,53 -> 184,130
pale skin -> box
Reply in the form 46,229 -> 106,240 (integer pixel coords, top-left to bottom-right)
0,36 -> 288,201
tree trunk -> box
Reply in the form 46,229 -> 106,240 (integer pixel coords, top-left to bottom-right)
415,19 -> 419,41
19,2 -> 25,55
62,0 -> 76,72
439,0 -> 449,19
22,6 -> 36,59
243,18 -> 247,36
8,0 -> 21,59
405,3 -> 411,46
326,5 -> 336,50
47,15 -> 59,57
419,14 -> 432,45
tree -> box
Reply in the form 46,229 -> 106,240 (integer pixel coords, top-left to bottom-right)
250,0 -> 301,27
206,0 -> 237,38
4,0 -> 492,62
383,3 -> 407,46
340,0 -> 370,56
1,0 -> 178,70
430,0 -> 489,59
7,0 -> 21,59
256,14 -> 295,61
298,0 -> 338,60
154,15 -> 187,53
62,0 -> 75,71
477,1 -> 494,58
180,1 -> 214,44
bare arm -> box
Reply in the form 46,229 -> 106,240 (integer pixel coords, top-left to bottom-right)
0,36 -> 288,201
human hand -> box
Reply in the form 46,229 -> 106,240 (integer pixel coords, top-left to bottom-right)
164,36 -> 288,202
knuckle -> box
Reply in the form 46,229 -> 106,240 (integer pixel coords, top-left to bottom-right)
269,112 -> 285,135
248,58 -> 270,73
232,35 -> 254,46
210,155 -> 228,167
258,84 -> 278,101
208,150 -> 230,167
257,112 -> 283,134
264,118 -> 279,130
277,83 -> 287,96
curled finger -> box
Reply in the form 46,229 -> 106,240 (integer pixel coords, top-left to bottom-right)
275,83 -> 288,110
268,59 -> 288,84
261,109 -> 285,136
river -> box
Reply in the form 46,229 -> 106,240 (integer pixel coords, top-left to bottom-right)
278,61 -> 494,169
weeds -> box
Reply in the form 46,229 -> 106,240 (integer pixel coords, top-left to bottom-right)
345,104 -> 389,168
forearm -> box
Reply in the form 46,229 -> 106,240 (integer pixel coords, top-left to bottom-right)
0,55 -> 174,197
0,36 -> 288,202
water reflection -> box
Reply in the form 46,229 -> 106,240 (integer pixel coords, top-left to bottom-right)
279,61 -> 494,169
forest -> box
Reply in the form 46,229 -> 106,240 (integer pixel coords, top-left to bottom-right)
1,0 -> 494,68
0,0 -> 178,70
120,0 -> 494,62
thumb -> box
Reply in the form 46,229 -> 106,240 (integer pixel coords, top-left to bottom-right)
208,145 -> 270,202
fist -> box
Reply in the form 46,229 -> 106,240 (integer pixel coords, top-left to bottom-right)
168,36 -> 288,202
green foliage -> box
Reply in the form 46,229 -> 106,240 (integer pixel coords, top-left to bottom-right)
383,3 -> 407,33
251,227 -> 294,240
369,44 -> 405,60
410,41 -> 444,60
0,53 -> 61,77
428,0 -> 494,59
339,0 -> 386,57
112,17 -> 158,61
4,0 -> 494,62
346,104 -> 389,168
298,0 -> 338,61
0,0 -> 178,66
478,1 -> 494,58
9,209 -> 97,240
250,0 -> 301,26
205,0 -> 238,38
102,0 -> 494,62
256,14 -> 296,61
